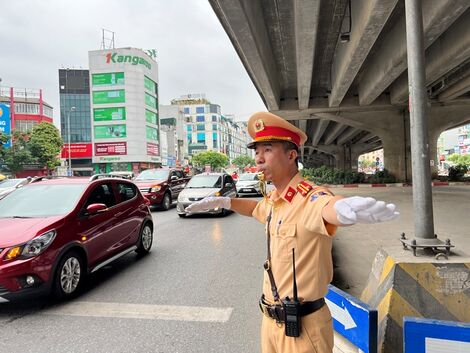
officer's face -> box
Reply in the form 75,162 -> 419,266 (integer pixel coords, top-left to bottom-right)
255,142 -> 297,182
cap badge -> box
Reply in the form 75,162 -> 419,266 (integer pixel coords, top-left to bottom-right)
254,119 -> 265,132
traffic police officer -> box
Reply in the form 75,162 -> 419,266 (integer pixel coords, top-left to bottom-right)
186,112 -> 398,353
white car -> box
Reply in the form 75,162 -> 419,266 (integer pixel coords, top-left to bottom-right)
0,178 -> 32,200
236,173 -> 262,197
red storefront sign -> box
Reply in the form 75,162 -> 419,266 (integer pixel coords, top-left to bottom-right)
146,142 -> 159,156
61,143 -> 93,158
94,142 -> 127,156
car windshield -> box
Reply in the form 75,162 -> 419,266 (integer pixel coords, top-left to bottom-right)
239,174 -> 258,181
0,184 -> 87,218
0,179 -> 24,188
186,175 -> 222,188
135,170 -> 169,180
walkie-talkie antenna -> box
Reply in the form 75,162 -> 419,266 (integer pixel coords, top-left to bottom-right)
292,248 -> 298,301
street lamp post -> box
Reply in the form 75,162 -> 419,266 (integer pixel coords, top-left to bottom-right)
67,106 -> 76,176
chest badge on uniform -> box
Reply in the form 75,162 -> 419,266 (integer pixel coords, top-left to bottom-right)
310,191 -> 328,202
297,181 -> 312,197
284,187 -> 297,203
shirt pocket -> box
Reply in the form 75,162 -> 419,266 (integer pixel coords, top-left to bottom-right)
274,223 -> 297,263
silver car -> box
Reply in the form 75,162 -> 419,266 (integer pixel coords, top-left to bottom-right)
177,173 -> 237,217
236,173 -> 262,196
0,178 -> 32,200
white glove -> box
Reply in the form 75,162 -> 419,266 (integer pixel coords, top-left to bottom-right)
334,196 -> 399,225
185,196 -> 231,213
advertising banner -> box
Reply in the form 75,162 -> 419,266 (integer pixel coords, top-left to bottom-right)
93,107 -> 126,121
145,92 -> 157,108
93,90 -> 125,104
94,142 -> 127,156
146,126 -> 158,141
61,143 -> 93,158
0,104 -> 11,148
146,142 -> 159,156
144,76 -> 157,93
145,109 -> 157,124
92,72 -> 124,86
94,124 -> 127,139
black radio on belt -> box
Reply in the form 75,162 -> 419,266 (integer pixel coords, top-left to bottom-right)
282,248 -> 301,337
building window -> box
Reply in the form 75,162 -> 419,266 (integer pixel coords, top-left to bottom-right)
196,115 -> 205,122
184,107 -> 190,114
196,106 -> 204,114
197,133 -> 205,143
197,124 -> 205,131
212,115 -> 217,122
187,125 -> 192,132
187,135 -> 192,143
212,124 -> 217,130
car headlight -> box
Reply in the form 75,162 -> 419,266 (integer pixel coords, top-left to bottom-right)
150,185 -> 161,192
5,230 -> 56,260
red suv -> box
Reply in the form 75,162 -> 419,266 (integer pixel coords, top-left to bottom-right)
0,176 -> 153,300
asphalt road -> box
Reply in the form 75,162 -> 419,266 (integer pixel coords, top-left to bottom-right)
1,185 -> 469,353
0,202 -> 266,353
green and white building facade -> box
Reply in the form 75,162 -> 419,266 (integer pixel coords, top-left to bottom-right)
89,47 -> 160,174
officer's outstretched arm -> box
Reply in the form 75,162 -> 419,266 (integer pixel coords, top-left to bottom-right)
184,196 -> 258,217
322,196 -> 399,226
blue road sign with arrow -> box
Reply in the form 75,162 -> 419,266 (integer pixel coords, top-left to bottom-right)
326,285 -> 377,353
403,317 -> 470,353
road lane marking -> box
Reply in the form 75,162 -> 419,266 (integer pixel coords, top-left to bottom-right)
41,301 -> 233,323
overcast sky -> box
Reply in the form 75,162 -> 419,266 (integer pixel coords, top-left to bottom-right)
0,0 -> 266,126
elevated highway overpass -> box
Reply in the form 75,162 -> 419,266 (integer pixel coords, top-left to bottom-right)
209,0 -> 470,181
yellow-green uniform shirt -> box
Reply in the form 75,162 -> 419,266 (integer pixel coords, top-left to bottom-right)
252,173 -> 337,303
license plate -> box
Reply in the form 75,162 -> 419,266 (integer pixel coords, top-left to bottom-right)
242,188 -> 251,192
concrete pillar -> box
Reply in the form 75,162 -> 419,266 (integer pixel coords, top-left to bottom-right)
334,149 -> 345,170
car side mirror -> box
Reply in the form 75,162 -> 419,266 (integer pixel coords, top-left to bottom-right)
86,203 -> 108,215
171,175 -> 178,181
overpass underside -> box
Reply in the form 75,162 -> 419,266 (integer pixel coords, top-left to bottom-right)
210,0 -> 470,181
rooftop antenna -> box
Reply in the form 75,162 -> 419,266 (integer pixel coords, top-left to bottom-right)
101,29 -> 115,50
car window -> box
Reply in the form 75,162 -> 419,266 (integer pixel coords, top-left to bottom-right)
117,183 -> 137,202
84,183 -> 117,208
186,175 -> 222,188
239,173 -> 258,181
0,184 -> 87,218
135,169 -> 169,180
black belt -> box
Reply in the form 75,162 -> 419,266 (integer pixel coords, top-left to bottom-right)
259,296 -> 325,323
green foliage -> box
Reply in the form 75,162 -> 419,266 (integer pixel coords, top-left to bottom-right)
231,155 -> 255,169
29,122 -> 63,170
301,166 -> 366,185
368,169 -> 396,184
191,150 -> 229,171
448,164 -> 468,181
447,154 -> 470,166
2,131 -> 35,173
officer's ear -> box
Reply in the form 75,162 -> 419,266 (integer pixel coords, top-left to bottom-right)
289,149 -> 298,161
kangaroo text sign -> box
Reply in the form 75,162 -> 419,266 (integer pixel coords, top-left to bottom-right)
403,317 -> 470,353
326,285 -> 377,353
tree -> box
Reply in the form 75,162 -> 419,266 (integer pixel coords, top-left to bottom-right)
2,131 -> 35,174
447,153 -> 470,166
29,122 -> 63,171
191,150 -> 229,171
232,155 -> 255,169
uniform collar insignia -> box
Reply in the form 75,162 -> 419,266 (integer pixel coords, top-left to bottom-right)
283,186 -> 297,203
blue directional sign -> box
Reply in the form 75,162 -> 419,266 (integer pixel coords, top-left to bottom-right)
326,285 -> 377,353
404,317 -> 470,353
0,104 -> 11,148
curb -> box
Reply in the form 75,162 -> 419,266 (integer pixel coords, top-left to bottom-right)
325,181 -> 470,188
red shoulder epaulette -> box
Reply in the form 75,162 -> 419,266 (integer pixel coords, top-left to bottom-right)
297,181 -> 313,197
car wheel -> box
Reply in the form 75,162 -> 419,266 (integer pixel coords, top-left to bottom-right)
160,192 -> 171,211
53,251 -> 85,299
136,223 -> 153,255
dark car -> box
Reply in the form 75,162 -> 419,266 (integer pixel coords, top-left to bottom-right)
134,168 -> 190,210
176,173 -> 237,217
0,176 -> 153,300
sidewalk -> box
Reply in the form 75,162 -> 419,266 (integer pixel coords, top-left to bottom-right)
331,185 -> 470,298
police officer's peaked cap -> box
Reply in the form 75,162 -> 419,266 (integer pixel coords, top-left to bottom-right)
246,112 -> 307,149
